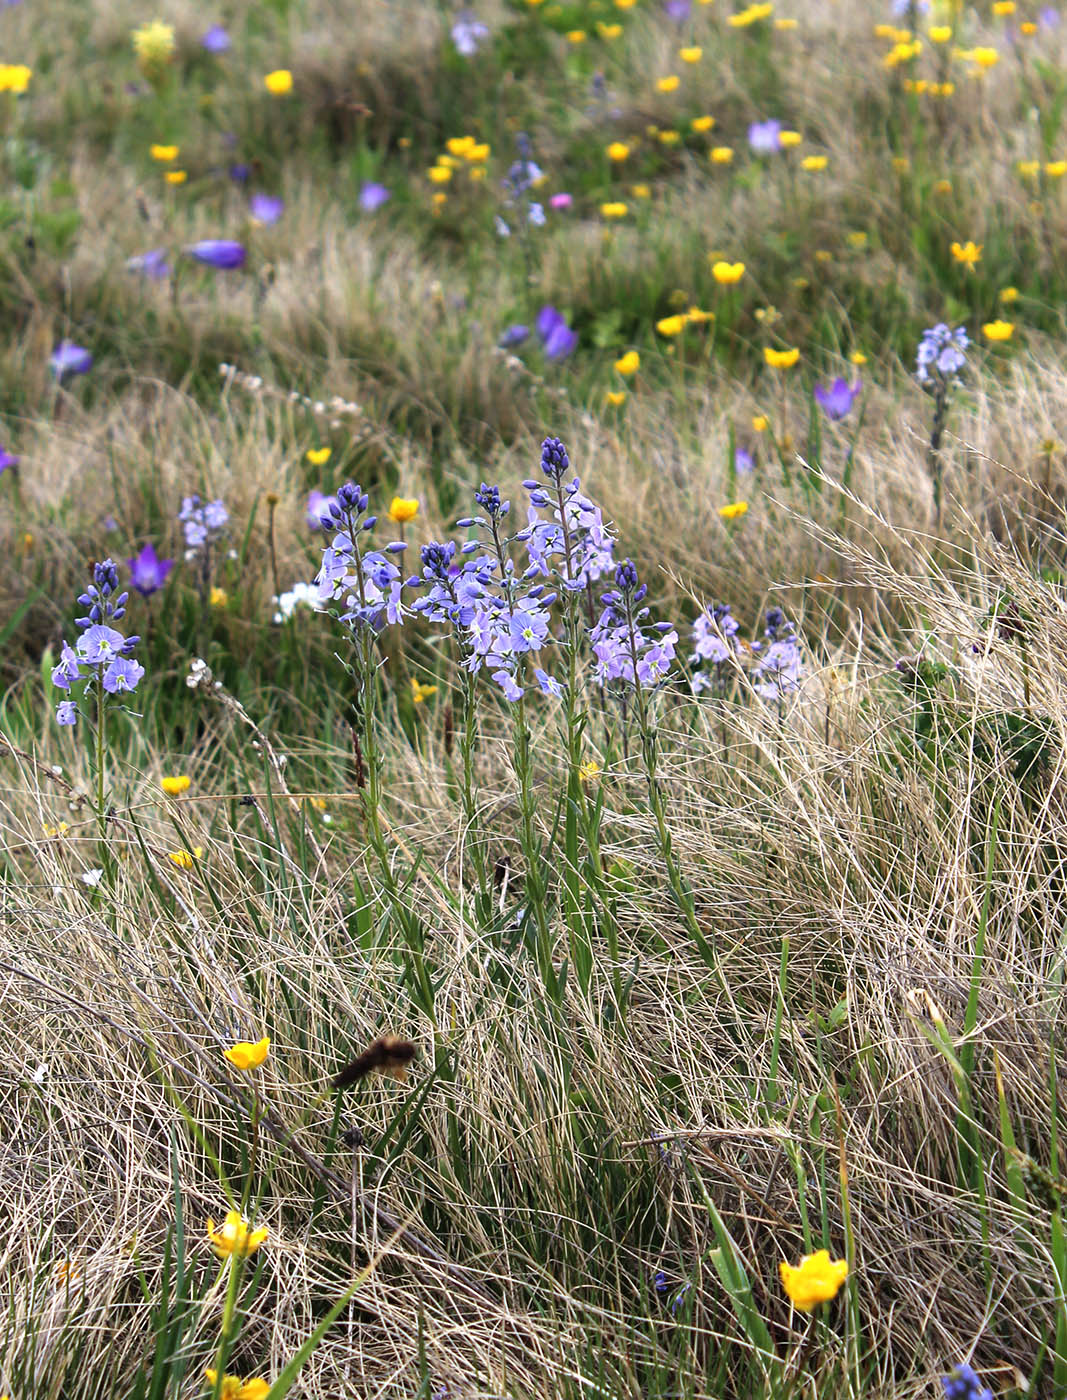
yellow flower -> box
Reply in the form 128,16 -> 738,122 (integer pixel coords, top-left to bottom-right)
597,21 -> 623,37
606,390 -> 627,406
929,24 -> 952,41
465,143 -> 490,163
711,259 -> 745,284
993,1 -> 1015,14
469,167 -> 486,181
764,346 -> 800,369
615,0 -> 637,7
774,16 -> 798,28
446,136 -> 476,157
0,63 -> 32,93
950,239 -> 982,268
207,1211 -> 268,1261
847,230 -> 868,249
606,141 -> 631,162
656,314 -> 688,336
982,320 -> 1014,341
710,146 -> 734,164
164,170 -> 187,185
631,182 -> 651,198
891,156 -> 910,172
150,144 -> 179,162
999,286 -> 1019,303
686,306 -> 714,323
1017,159 -> 1040,178
615,350 -> 640,375
679,46 -> 703,61
850,351 -> 867,366
752,414 -> 769,432
934,81 -> 955,96
428,165 -> 453,184
814,249 -> 832,263
780,1250 -> 848,1312
779,130 -> 802,148
43,822 -> 70,838
969,46 -> 1000,69
411,677 -> 438,704
933,177 -> 953,195
387,497 -> 419,523
578,759 -> 601,782
600,201 -> 629,218
263,69 -> 294,95
224,1036 -> 271,1071
658,129 -> 680,145
209,587 -> 228,608
161,775 -> 191,796
205,1370 -> 271,1400
169,847 -> 204,870
306,446 -> 332,465
691,115 -> 715,132
1046,161 -> 1067,178
566,28 -> 587,41
437,154 -> 459,168
132,20 -> 175,78
718,501 -> 749,520
656,75 -> 680,92
432,192 -> 447,210
1021,20 -> 1037,34
801,155 -> 828,171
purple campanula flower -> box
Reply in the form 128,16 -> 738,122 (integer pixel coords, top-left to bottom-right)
359,182 -> 391,211
230,162 -> 252,183
127,543 -> 174,596
56,700 -> 77,726
942,1363 -> 992,1400
537,307 -> 577,360
499,323 -> 529,348
103,656 -> 146,693
201,24 -> 231,52
748,119 -> 782,154
452,11 -> 489,55
0,446 -> 18,473
307,488 -> 339,529
50,341 -> 93,379
185,239 -> 246,270
249,193 -> 284,225
126,248 -> 170,278
664,0 -> 691,18
735,446 -> 754,473
814,377 -> 861,421
1040,5 -> 1061,25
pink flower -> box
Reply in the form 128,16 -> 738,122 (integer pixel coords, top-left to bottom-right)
549,193 -> 573,210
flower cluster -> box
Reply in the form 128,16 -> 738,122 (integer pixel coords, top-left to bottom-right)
690,602 -> 740,692
51,560 -> 143,726
942,1364 -> 993,1400
313,484 -> 406,630
519,437 -> 617,590
752,607 -> 804,701
591,559 -> 678,689
916,323 -> 968,386
180,496 -> 229,557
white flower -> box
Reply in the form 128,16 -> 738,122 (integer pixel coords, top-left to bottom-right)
80,868 -> 104,887
272,581 -> 325,624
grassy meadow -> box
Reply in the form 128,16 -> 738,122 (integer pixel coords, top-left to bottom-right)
4,0 -> 1067,1397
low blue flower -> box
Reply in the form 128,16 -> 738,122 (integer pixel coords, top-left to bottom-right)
201,23 -> 231,51
185,239 -> 246,270
250,193 -> 284,225
127,248 -> 170,278
128,543 -> 174,596
814,377 -> 861,420
360,182 -> 391,211
103,656 -> 146,693
748,119 -> 782,154
499,323 -> 529,348
0,446 -> 18,473
50,341 -> 93,380
942,1363 -> 992,1400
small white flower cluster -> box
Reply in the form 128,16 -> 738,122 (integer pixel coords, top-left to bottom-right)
272,581 -> 324,625
186,657 -> 221,690
218,363 -> 365,432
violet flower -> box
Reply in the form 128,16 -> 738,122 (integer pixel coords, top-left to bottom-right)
186,239 -> 246,270
201,24 -> 231,52
126,248 -> 170,278
249,193 -> 284,225
814,378 -> 861,421
50,342 -> 93,379
127,543 -> 174,596
0,446 -> 19,473
359,182 -> 391,211
748,119 -> 782,154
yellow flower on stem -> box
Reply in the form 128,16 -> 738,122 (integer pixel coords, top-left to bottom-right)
205,1369 -> 271,1400
656,74 -> 680,92
606,141 -> 631,162
752,414 -> 769,432
606,390 -> 627,406
597,21 -> 623,37
165,170 -> 187,185
718,501 -> 749,520
801,155 -> 828,171
929,24 -> 952,41
614,350 -> 640,376
1017,159 -> 1040,178
999,287 -> 1019,304
161,775 -> 191,796
428,165 -> 453,184
711,259 -> 745,284
982,320 -> 1014,341
169,847 -> 204,870
691,114 -> 715,131
600,201 -> 629,218
446,136 -> 475,157
764,346 -> 800,369
1046,160 -> 1067,178
263,69 -> 293,95
679,45 -> 702,61
950,239 -> 982,268
850,351 -> 867,366
387,497 -> 419,523
150,144 -> 179,162
710,146 -> 734,164
578,759 -> 601,782
779,130 -> 802,148
0,63 -> 32,93
780,1250 -> 848,1312
411,677 -> 438,704
656,314 -> 688,337
306,446 -> 331,465
774,17 -> 798,29
209,587 -> 228,608
631,182 -> 651,198
206,1211 -> 268,1260
224,1036 -> 271,1071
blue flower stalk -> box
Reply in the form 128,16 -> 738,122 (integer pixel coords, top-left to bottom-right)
916,323 -> 968,526
51,559 -> 144,844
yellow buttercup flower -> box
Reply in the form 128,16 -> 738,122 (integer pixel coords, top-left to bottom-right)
850,351 -> 867,366
600,201 -> 629,218
933,178 -> 953,195
982,320 -> 1014,341
774,16 -> 798,28
428,165 -> 453,184
779,130 -> 802,148
204,1372 -> 271,1400
1017,159 -> 1040,178
207,1211 -> 268,1260
566,28 -> 587,41
446,136 -> 476,157
950,239 -> 982,268
164,170 -> 187,185
437,155 -> 459,169
387,497 -> 419,523
614,350 -> 640,375
578,759 -> 601,782
691,115 -> 715,132
465,143 -> 490,163
306,446 -> 331,465
999,286 -> 1019,303
656,74 -> 680,92
658,129 -> 681,146
1021,19 -> 1037,33
43,821 -> 70,838
711,259 -> 745,284
1046,161 -> 1067,178
929,24 -> 952,41
686,307 -> 713,323
606,390 -> 627,406
597,21 -> 623,37
411,677 -> 438,704
969,46 -> 1000,69
752,414 -> 769,432
679,45 -> 703,61
780,1250 -> 848,1312
150,144 -> 179,162
802,155 -> 828,171
656,314 -> 688,336
209,587 -> 228,608
764,346 -> 800,369
0,64 -> 32,93
710,146 -> 734,164
169,847 -> 204,870
992,1 -> 1015,14
606,141 -> 631,162
615,0 -> 637,7
161,775 -> 191,796
263,69 -> 294,95
224,1036 -> 271,1071
718,501 -> 749,520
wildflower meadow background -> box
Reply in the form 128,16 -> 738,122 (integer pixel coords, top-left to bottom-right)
3,0 -> 1067,1396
